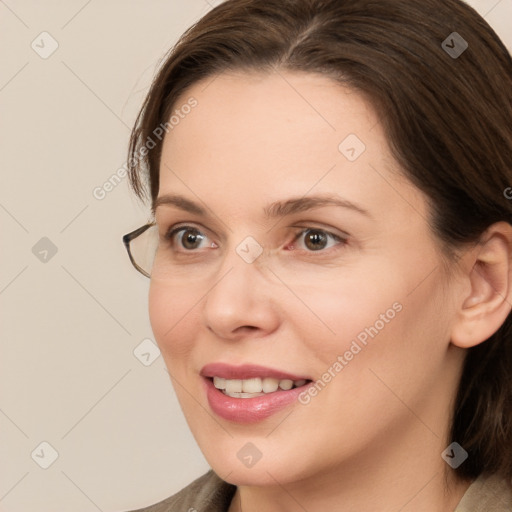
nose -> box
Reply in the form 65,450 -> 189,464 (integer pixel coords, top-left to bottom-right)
202,252 -> 280,341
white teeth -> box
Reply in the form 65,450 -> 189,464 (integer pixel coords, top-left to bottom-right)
225,379 -> 242,393
213,377 -> 226,389
262,377 -> 279,393
279,379 -> 293,390
212,376 -> 308,395
242,378 -> 262,393
224,391 -> 266,399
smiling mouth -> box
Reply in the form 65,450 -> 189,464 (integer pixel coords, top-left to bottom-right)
209,376 -> 312,398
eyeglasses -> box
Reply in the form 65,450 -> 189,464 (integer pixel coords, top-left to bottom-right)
125,222 -> 349,282
123,222 -> 159,278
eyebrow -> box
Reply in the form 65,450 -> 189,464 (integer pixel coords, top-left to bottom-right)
153,193 -> 372,219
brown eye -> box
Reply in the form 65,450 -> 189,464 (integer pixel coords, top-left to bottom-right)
291,228 -> 346,253
181,228 -> 204,249
166,227 -> 208,250
304,230 -> 329,251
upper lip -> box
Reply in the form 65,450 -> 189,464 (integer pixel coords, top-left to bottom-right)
200,362 -> 311,381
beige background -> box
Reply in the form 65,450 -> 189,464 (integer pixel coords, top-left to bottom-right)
0,1 -> 511,511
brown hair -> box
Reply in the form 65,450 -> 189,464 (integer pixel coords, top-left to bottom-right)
127,0 -> 512,480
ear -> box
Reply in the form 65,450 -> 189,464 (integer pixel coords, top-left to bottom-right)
450,221 -> 512,349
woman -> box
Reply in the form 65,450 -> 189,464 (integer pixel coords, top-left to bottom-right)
122,0 -> 512,510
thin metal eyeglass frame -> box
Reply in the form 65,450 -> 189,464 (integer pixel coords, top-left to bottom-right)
122,222 -> 155,278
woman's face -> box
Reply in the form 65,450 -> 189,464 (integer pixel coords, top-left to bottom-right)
150,71 -> 465,485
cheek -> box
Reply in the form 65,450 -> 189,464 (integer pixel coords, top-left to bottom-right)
294,255 -> 449,394
311,264 -> 451,412
287,267 -> 405,361
148,281 -> 201,362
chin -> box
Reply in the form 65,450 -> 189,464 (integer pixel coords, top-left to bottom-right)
192,430 -> 316,487
213,460 -> 303,487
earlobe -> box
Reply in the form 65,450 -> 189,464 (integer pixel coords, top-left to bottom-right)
451,222 -> 512,349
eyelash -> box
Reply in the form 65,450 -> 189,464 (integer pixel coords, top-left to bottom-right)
164,224 -> 348,254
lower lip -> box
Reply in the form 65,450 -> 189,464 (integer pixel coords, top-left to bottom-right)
203,377 -> 310,424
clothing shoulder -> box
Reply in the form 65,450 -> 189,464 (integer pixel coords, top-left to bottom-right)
126,470 -> 236,512
455,472 -> 512,512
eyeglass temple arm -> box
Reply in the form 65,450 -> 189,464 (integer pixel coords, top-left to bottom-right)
122,222 -> 155,278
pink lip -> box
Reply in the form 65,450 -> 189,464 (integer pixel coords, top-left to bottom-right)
200,363 -> 312,424
200,362 -> 310,381
202,378 -> 311,423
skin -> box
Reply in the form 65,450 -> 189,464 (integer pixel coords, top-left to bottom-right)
149,70 -> 512,512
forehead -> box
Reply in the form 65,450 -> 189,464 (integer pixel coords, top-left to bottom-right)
157,70 -> 419,220
162,70 -> 379,166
